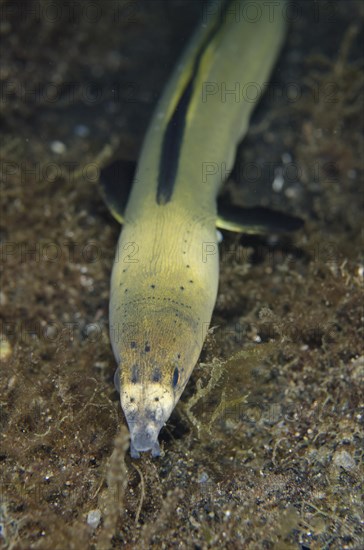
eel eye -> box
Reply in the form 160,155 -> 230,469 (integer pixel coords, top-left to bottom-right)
172,367 -> 179,388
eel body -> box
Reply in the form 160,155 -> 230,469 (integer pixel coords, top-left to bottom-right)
107,0 -> 292,457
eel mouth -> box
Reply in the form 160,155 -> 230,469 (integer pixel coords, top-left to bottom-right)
129,421 -> 162,459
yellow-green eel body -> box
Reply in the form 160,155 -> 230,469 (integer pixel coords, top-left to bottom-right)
108,0 -> 289,457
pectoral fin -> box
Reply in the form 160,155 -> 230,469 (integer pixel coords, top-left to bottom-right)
114,367 -> 120,393
216,204 -> 304,234
99,159 -> 136,223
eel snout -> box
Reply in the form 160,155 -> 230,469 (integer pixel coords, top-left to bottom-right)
122,385 -> 175,458
129,420 -> 162,458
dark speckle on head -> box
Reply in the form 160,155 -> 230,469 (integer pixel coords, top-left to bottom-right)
145,343 -> 151,352
152,368 -> 161,382
150,284 -> 155,289
131,364 -> 139,384
130,341 -> 137,349
180,286 -> 185,291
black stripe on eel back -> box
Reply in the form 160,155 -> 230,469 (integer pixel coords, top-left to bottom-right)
156,0 -> 234,205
